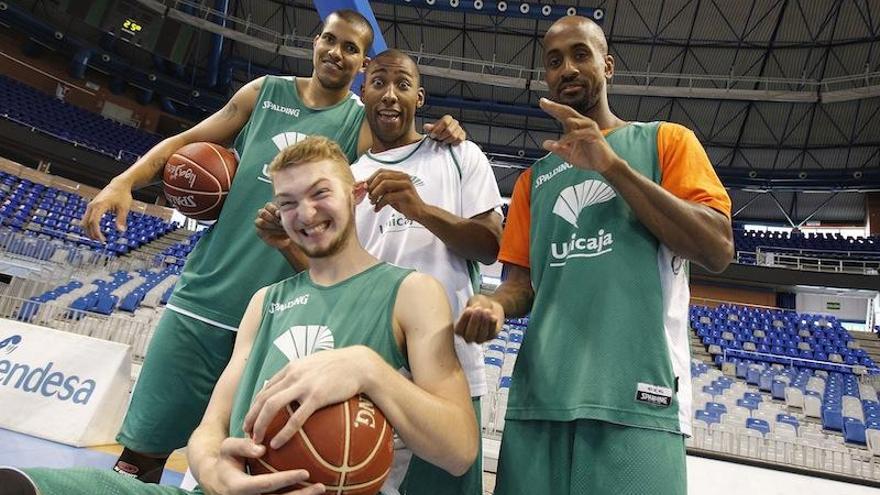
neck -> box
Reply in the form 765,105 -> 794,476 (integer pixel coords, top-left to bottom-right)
296,76 -> 351,109
370,130 -> 423,154
585,95 -> 626,130
307,238 -> 378,286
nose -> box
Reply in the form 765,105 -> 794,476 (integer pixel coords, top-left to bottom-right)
561,58 -> 579,79
328,43 -> 342,60
381,86 -> 398,104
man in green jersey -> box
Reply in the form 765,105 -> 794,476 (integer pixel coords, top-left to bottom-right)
456,16 -> 734,495
79,9 -> 465,482
1,136 -> 477,495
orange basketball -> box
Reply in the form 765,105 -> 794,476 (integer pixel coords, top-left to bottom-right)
247,395 -> 394,495
162,142 -> 237,221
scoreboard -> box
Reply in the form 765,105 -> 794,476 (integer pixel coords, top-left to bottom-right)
101,0 -> 162,49
52,0 -> 195,64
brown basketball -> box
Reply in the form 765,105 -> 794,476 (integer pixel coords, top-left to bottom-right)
162,142 -> 238,221
246,395 -> 394,495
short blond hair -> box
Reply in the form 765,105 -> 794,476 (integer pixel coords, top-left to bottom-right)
268,135 -> 354,183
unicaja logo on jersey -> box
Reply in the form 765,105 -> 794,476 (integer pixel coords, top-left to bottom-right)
549,180 -> 616,267
258,132 -> 310,183
552,180 -> 616,228
273,325 -> 335,361
410,175 -> 425,187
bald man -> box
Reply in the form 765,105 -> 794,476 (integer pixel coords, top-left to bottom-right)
455,16 -> 733,495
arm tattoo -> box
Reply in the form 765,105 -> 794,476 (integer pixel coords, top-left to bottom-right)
220,102 -> 239,120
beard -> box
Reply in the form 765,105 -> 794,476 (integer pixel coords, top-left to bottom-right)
315,67 -> 352,91
290,208 -> 356,259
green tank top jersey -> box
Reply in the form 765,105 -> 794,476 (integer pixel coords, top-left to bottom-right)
168,76 -> 366,329
509,122 -> 692,435
227,263 -> 416,495
228,262 -> 411,438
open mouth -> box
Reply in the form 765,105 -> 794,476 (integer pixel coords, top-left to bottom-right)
299,220 -> 331,238
377,109 -> 402,124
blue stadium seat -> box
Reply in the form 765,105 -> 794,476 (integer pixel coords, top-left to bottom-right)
746,418 -> 771,436
843,417 -> 867,445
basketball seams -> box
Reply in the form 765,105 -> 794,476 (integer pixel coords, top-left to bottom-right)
169,153 -> 224,191
347,418 -> 390,471
339,399 -> 352,495
163,183 -> 224,216
206,143 -> 234,189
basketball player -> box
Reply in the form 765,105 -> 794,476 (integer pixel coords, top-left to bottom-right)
455,16 -> 734,495
1,136 -> 477,495
257,49 -> 501,494
79,10 -> 465,481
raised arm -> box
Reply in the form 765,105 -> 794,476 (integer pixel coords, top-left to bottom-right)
539,98 -> 733,272
82,77 -> 265,240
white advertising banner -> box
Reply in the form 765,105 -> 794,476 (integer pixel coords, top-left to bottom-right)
0,318 -> 131,447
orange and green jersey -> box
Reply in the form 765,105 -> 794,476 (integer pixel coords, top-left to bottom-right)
498,122 -> 731,435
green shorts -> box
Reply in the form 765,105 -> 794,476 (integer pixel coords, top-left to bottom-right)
399,397 -> 483,495
22,467 -> 201,495
495,419 -> 686,495
117,309 -> 236,454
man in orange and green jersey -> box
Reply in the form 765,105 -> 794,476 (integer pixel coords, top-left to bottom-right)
80,9 -> 465,483
455,16 -> 734,495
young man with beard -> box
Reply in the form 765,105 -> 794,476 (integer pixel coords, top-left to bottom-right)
1,136 -> 478,495
456,16 -> 734,495
79,9 -> 466,482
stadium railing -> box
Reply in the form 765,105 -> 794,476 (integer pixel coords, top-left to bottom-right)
0,293 -> 154,362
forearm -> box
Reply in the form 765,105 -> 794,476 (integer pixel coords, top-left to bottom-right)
489,274 -> 534,318
415,205 -> 500,265
361,348 -> 477,475
602,159 -> 733,272
115,135 -> 188,190
186,420 -> 227,492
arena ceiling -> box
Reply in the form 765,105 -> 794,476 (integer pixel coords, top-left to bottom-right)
8,0 -> 880,224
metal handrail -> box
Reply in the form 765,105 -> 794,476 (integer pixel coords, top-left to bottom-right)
735,250 -> 880,275
0,293 -> 155,362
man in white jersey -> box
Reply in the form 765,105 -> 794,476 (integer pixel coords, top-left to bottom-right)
256,50 -> 502,494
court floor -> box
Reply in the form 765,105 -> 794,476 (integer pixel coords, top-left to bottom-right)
0,428 -> 186,486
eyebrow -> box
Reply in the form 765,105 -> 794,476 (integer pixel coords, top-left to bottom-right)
369,66 -> 415,78
274,178 -> 331,201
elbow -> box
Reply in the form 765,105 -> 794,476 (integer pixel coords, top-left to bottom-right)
446,437 -> 479,477
702,236 -> 734,273
476,237 -> 501,266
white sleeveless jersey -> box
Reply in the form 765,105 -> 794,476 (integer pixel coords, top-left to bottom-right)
353,138 -> 503,397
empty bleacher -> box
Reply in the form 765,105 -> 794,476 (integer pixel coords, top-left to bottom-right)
0,170 -> 178,256
735,229 -> 880,273
0,75 -> 161,162
482,308 -> 880,482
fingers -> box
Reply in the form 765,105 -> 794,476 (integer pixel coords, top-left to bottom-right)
219,436 -> 266,459
455,307 -> 499,344
285,482 -> 326,495
369,180 -> 410,207
242,470 -> 315,495
539,97 -> 581,122
82,203 -> 106,242
366,169 -> 409,192
425,115 -> 465,144
115,204 -> 129,233
245,380 -> 301,445
272,401 -> 318,449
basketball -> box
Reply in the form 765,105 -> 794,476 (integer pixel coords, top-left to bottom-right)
246,395 -> 394,495
162,142 -> 238,221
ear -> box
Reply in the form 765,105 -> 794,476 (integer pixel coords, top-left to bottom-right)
353,181 -> 368,204
605,54 -> 615,80
314,34 -> 320,45
360,56 -> 371,73
416,87 -> 426,109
